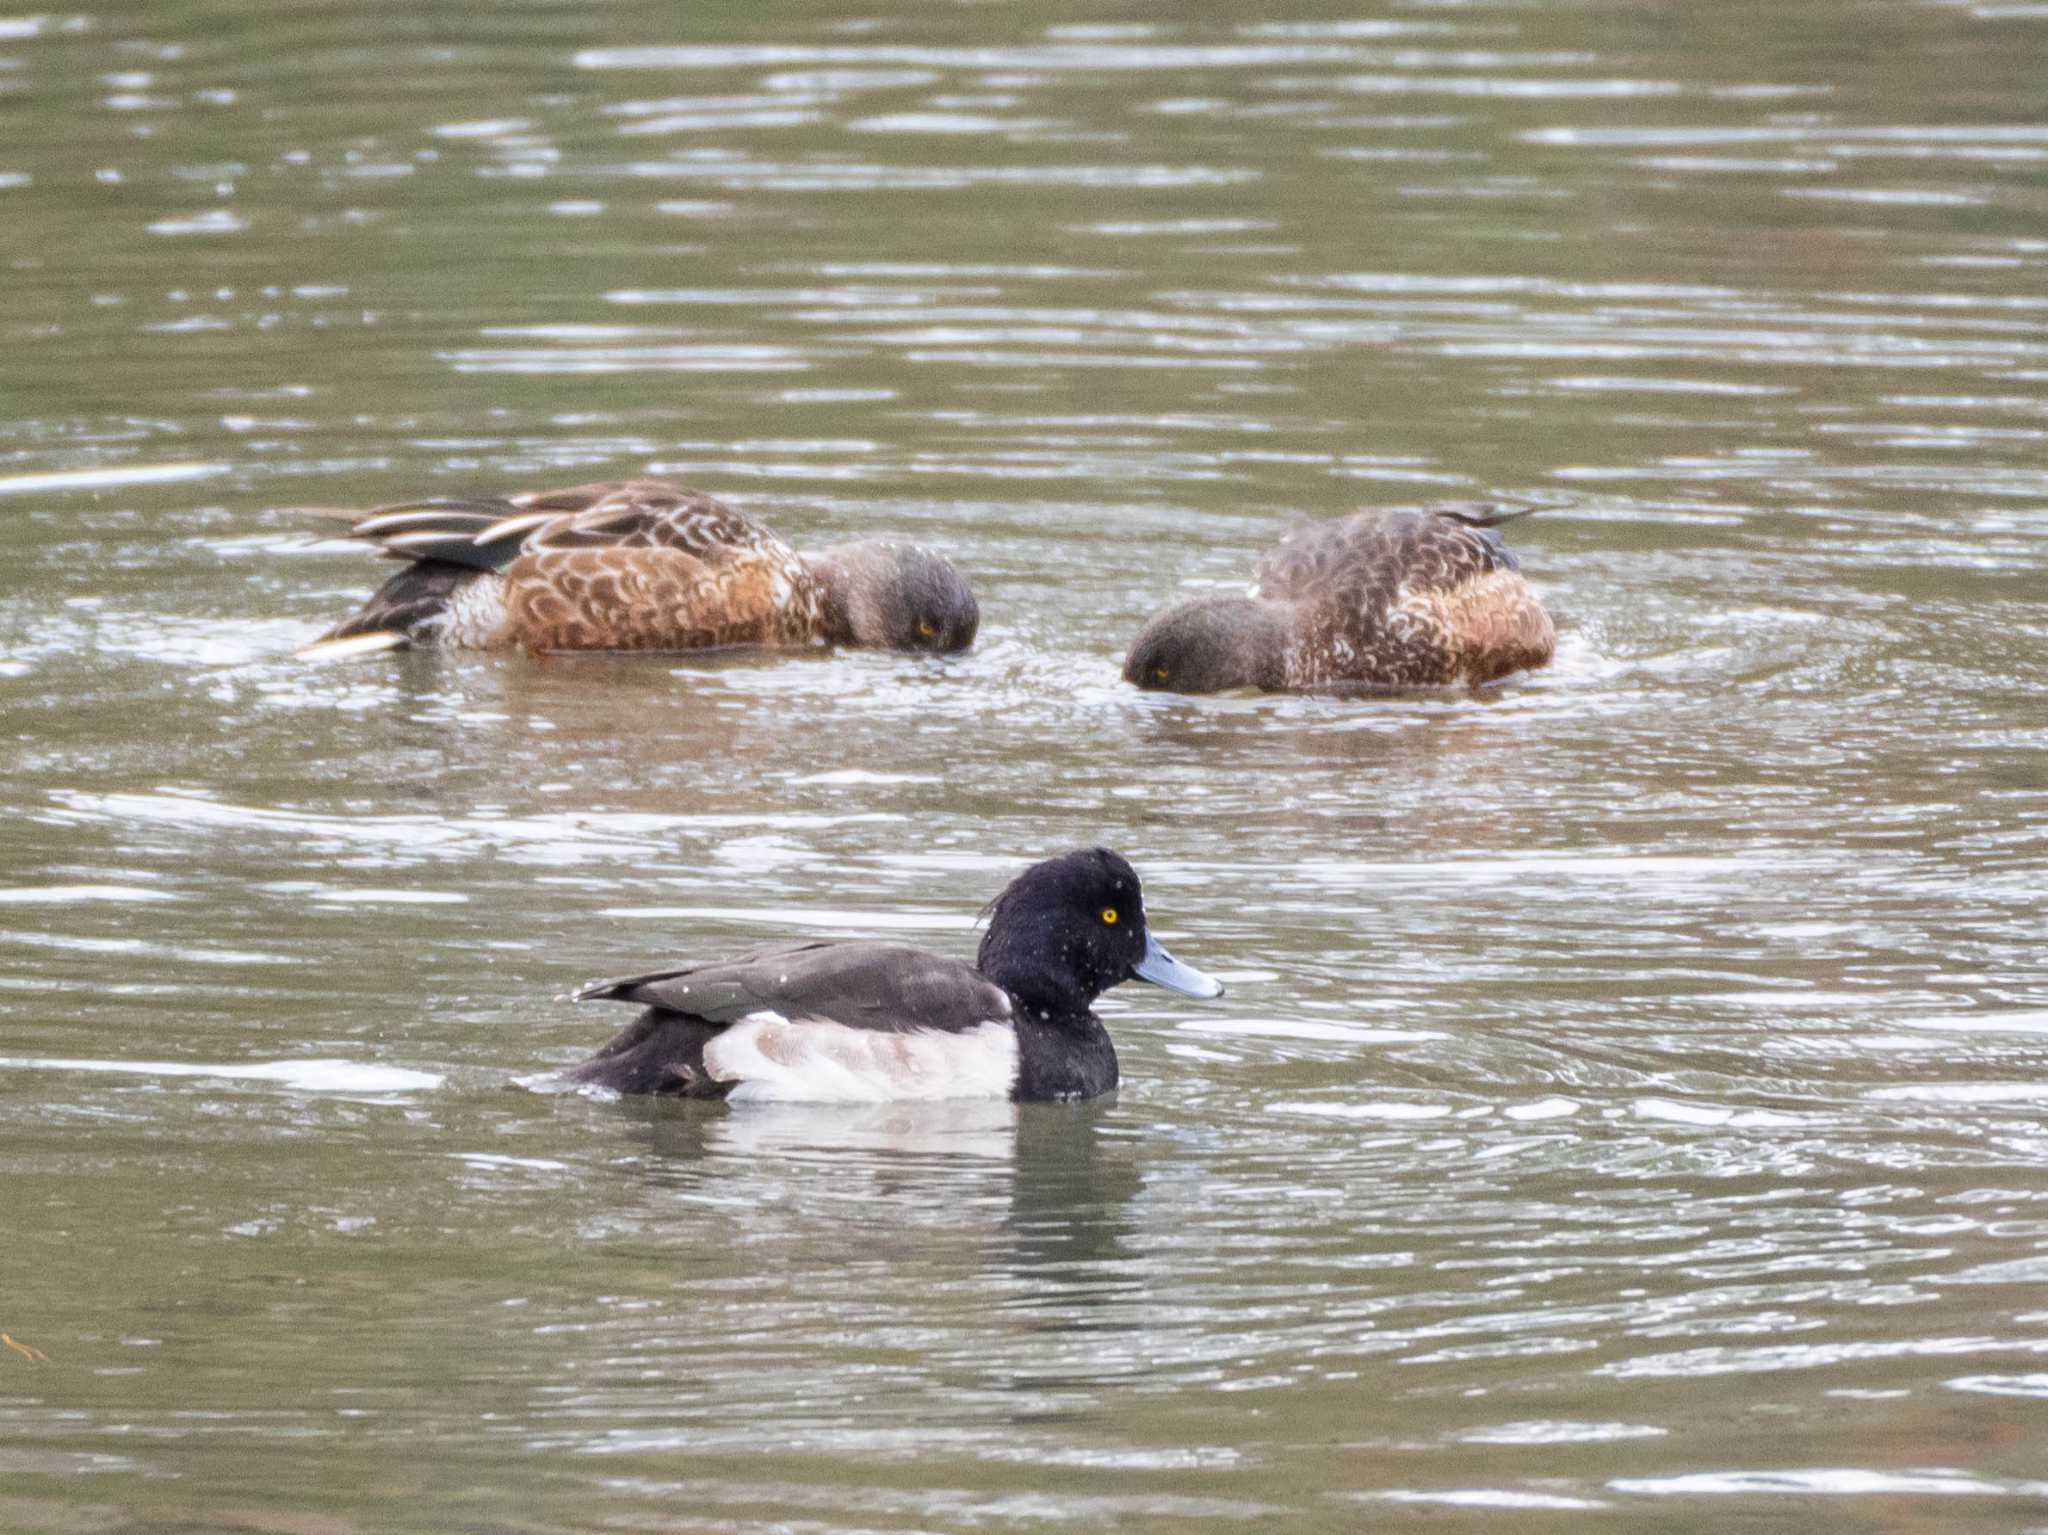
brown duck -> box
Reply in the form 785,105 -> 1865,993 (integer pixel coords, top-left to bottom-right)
299,479 -> 978,659
1123,503 -> 1555,694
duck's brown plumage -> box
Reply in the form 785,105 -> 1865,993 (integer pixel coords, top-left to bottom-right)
1124,502 -> 1555,694
301,479 -> 977,658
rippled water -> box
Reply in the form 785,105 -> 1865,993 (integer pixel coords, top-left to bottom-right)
5,3 -> 2048,1530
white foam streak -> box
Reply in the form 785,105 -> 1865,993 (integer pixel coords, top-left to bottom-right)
0,1056 -> 443,1093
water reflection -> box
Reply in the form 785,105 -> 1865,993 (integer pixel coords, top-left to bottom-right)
617,1092 -> 1147,1297
698,1096 -> 1018,1164
5,0 -> 2048,1529
1000,1103 -> 1144,1287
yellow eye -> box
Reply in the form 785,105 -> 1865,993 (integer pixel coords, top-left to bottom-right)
1101,907 -> 1118,924
917,619 -> 936,639
1154,667 -> 1169,681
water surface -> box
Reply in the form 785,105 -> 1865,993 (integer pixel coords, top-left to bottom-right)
4,2 -> 2048,1530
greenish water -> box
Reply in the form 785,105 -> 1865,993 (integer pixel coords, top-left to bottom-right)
4,2 -> 2048,1531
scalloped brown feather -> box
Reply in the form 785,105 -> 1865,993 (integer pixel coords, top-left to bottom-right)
1128,502 -> 1555,693
500,546 -> 823,652
305,480 -> 831,652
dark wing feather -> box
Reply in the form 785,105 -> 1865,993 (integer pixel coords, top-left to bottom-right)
1432,501 -> 1549,530
575,941 -> 1012,1036
311,561 -> 475,646
568,1011 -> 731,1097
572,942 -> 842,1016
330,502 -> 525,571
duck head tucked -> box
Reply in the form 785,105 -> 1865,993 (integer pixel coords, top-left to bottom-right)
1120,502 -> 1555,694
295,479 -> 980,660
1123,597 -> 1289,694
810,541 -> 980,654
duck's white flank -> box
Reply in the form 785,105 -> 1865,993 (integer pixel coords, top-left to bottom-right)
708,1012 -> 1018,1103
436,577 -> 509,648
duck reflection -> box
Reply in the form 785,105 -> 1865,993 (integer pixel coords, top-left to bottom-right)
1124,688 -> 1561,860
620,1094 -> 1018,1202
997,1101 -> 1144,1298
699,1096 -> 1019,1161
614,1094 -> 1142,1296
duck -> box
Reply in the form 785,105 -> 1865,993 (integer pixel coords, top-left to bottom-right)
297,478 -> 979,659
566,847 -> 1224,1103
1123,502 -> 1555,693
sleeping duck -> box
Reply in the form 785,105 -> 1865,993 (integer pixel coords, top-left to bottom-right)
299,478 -> 978,659
1124,502 -> 1555,693
568,848 -> 1223,1102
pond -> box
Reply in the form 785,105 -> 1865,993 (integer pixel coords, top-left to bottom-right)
3,1 -> 2047,1530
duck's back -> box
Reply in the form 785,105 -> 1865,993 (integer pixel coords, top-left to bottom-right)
485,481 -> 825,650
571,940 -> 1019,1101
307,480 -> 826,653
1254,504 -> 1519,601
493,480 -> 794,563
1258,504 -> 1554,688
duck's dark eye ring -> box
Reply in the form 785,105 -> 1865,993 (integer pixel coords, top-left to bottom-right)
1101,907 -> 1118,925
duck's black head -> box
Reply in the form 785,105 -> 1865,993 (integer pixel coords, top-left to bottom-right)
1123,596 -> 1288,694
976,847 -> 1223,1021
812,541 -> 979,654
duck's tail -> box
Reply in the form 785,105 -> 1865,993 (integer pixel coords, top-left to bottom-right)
297,630 -> 410,661
566,1005 -> 732,1098
296,558 -> 485,660
296,499 -> 539,660
1436,498 -> 1566,529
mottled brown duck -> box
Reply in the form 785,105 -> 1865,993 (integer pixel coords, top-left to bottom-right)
299,479 -> 978,659
1123,502 -> 1555,694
